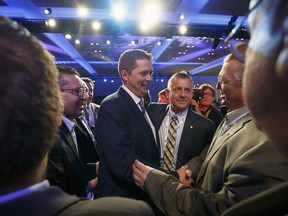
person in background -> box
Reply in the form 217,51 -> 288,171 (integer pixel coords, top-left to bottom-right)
157,88 -> 170,104
196,84 -> 223,127
148,72 -> 216,185
132,42 -> 288,216
81,77 -> 100,136
46,66 -> 99,198
0,16 -> 155,216
222,0 -> 288,215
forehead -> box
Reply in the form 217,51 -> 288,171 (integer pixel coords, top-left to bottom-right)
63,74 -> 83,87
171,77 -> 193,87
219,59 -> 238,77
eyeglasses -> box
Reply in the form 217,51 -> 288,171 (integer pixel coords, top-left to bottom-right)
61,87 -> 88,97
224,0 -> 264,62
217,77 -> 242,85
203,92 -> 213,97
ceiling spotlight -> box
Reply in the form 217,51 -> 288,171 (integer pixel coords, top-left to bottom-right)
44,8 -> 52,15
92,21 -> 101,30
178,13 -> 184,20
75,39 -> 80,45
46,19 -> 56,27
157,40 -> 163,46
179,25 -> 187,34
65,34 -> 72,39
106,40 -> 111,45
131,39 -> 139,45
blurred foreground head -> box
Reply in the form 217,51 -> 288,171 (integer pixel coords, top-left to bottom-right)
0,16 -> 62,191
244,0 -> 288,157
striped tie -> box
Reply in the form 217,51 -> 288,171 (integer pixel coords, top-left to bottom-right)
163,115 -> 178,171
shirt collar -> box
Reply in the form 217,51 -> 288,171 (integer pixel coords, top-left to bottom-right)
0,180 -> 49,204
61,115 -> 76,132
226,106 -> 249,123
121,84 -> 142,104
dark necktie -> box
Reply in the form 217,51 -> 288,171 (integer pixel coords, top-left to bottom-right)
139,99 -> 146,114
163,115 -> 178,171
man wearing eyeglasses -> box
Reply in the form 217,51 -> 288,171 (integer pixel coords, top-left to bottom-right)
132,42 -> 288,216
46,66 -> 99,198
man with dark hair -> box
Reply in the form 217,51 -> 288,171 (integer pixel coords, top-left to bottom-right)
46,65 -> 99,198
95,49 -> 160,206
132,42 -> 288,216
0,16 -> 154,216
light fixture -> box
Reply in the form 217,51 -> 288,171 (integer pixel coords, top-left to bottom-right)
179,25 -> 187,34
65,34 -> 72,39
157,40 -> 163,46
212,37 -> 220,51
105,40 -> 111,45
92,21 -> 101,30
178,13 -> 184,20
46,19 -> 56,27
44,8 -> 52,15
131,39 -> 139,45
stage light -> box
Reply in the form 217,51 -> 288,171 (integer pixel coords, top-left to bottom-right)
46,19 -> 56,27
179,25 -> 187,34
106,40 -> 111,45
44,8 -> 52,15
178,13 -> 184,20
212,38 -> 220,51
65,34 -> 72,39
131,39 -> 139,45
157,40 -> 163,46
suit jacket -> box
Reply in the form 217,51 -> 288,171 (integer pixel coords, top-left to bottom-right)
46,121 -> 98,197
221,181 -> 288,216
148,103 -> 216,178
143,113 -> 288,216
95,87 -> 159,200
0,186 -> 155,216
87,102 -> 100,135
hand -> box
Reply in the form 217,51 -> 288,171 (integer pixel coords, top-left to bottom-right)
132,159 -> 153,190
176,165 -> 194,186
89,176 -> 98,189
191,99 -> 201,114
96,161 -> 99,175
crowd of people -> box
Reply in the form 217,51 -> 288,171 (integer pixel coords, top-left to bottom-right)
1,0 -> 288,215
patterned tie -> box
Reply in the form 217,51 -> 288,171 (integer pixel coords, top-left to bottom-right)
139,99 -> 145,114
163,115 -> 178,171
84,108 -> 90,127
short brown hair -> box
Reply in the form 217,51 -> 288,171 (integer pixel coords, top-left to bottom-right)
0,16 -> 62,186
118,49 -> 152,77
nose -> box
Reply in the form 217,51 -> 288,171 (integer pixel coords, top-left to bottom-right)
146,73 -> 153,82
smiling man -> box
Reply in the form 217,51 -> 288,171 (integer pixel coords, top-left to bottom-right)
148,72 -> 215,185
95,49 -> 160,211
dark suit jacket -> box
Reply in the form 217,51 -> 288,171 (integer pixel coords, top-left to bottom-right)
0,186 -> 155,216
95,87 -> 160,200
88,102 -> 100,135
46,121 -> 98,197
148,103 -> 216,178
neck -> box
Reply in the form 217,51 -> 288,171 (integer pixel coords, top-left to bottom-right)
199,104 -> 210,112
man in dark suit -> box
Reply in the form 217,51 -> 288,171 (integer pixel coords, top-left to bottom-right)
148,72 -> 215,185
81,77 -> 100,136
0,16 -> 155,216
46,66 -> 99,198
133,42 -> 288,216
222,0 -> 288,215
95,49 -> 159,202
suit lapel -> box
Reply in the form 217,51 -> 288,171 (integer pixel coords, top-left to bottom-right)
196,114 -> 252,184
59,122 -> 79,158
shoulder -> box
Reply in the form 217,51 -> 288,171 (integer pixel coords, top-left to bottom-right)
148,102 -> 168,113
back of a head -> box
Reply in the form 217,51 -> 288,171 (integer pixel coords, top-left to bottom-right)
0,16 -> 62,187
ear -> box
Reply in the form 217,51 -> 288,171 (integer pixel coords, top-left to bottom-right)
165,88 -> 170,97
276,47 -> 288,79
121,70 -> 129,82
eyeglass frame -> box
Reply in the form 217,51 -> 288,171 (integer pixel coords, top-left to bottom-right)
217,77 -> 242,85
224,0 -> 264,62
61,87 -> 88,97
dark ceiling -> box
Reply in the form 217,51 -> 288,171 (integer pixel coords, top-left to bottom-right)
0,0 -> 250,79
